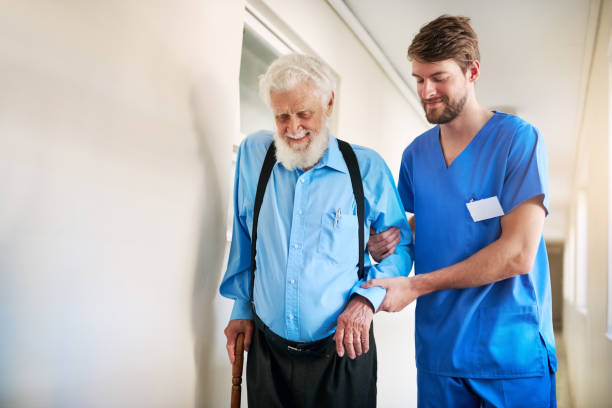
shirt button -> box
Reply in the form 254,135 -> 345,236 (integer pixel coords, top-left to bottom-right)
289,314 -> 294,320
298,210 -> 302,215
300,178 -> 305,183
290,279 -> 295,284
294,244 -> 299,249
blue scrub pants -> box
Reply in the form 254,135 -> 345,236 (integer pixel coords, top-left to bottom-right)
417,369 -> 556,408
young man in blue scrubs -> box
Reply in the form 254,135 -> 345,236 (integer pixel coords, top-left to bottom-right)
364,15 -> 557,407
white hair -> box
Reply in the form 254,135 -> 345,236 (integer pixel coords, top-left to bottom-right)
259,53 -> 336,109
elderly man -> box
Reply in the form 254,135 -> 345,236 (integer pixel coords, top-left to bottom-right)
219,53 -> 412,407
365,15 -> 557,408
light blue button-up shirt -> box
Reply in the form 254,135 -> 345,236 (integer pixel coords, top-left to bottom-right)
220,131 -> 413,342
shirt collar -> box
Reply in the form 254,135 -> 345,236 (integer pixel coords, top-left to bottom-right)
314,133 -> 349,174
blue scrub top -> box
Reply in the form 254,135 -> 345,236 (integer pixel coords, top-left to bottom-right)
398,112 -> 557,378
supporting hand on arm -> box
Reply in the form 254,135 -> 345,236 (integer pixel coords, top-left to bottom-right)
367,226 -> 401,262
361,276 -> 419,312
368,215 -> 414,262
364,196 -> 546,313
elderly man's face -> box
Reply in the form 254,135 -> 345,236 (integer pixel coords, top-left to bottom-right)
270,80 -> 332,153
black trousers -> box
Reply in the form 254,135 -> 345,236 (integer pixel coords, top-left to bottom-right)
246,317 -> 377,408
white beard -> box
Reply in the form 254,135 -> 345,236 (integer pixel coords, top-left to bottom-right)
273,127 -> 330,171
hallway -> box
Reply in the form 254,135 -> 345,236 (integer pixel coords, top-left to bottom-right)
1,1 -> 611,407
556,331 -> 573,408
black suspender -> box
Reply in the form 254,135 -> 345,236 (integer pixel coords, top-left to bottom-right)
250,143 -> 277,303
249,139 -> 365,306
337,139 -> 365,281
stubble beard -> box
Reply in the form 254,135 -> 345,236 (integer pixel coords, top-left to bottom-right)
423,92 -> 468,124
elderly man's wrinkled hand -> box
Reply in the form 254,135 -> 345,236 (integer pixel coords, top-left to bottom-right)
224,319 -> 254,364
333,295 -> 374,359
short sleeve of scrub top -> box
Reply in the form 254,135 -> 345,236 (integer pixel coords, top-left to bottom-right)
499,123 -> 549,215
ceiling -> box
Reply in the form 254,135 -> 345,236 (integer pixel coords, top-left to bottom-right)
335,0 -> 596,239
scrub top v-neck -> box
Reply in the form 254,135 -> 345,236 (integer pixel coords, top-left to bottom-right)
435,113 -> 491,171
398,111 -> 556,378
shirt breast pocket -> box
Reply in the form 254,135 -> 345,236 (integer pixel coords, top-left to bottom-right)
318,210 -> 359,265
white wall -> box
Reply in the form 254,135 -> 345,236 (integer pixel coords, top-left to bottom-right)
0,1 -> 244,407
563,1 -> 612,406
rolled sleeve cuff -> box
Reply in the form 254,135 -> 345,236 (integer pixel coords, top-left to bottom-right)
230,299 -> 254,321
351,285 -> 386,312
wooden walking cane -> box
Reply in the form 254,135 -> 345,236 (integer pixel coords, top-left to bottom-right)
230,332 -> 245,408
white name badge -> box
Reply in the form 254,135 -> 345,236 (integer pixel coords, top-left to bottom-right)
466,196 -> 505,222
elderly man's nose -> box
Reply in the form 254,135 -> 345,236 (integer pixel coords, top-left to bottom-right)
288,117 -> 300,134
